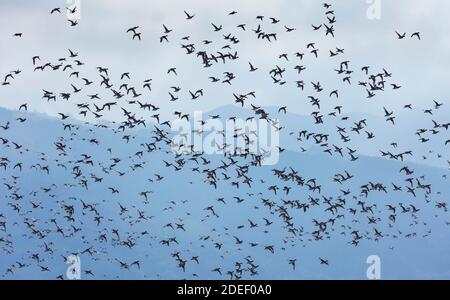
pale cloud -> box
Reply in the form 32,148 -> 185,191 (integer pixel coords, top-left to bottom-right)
0,0 -> 448,121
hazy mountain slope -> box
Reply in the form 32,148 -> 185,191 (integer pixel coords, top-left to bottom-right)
1,107 -> 449,279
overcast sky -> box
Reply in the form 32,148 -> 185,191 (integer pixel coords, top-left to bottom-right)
0,0 -> 449,123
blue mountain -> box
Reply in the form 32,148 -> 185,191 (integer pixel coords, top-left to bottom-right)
0,107 -> 449,279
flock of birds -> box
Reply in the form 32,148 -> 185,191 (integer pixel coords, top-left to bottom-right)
0,3 -> 449,279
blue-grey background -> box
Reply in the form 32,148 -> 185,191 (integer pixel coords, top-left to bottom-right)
0,0 -> 449,279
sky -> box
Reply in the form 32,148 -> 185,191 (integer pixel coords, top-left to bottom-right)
0,0 -> 449,119
0,0 -> 448,169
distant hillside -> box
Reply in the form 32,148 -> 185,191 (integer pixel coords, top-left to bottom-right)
0,107 -> 449,279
